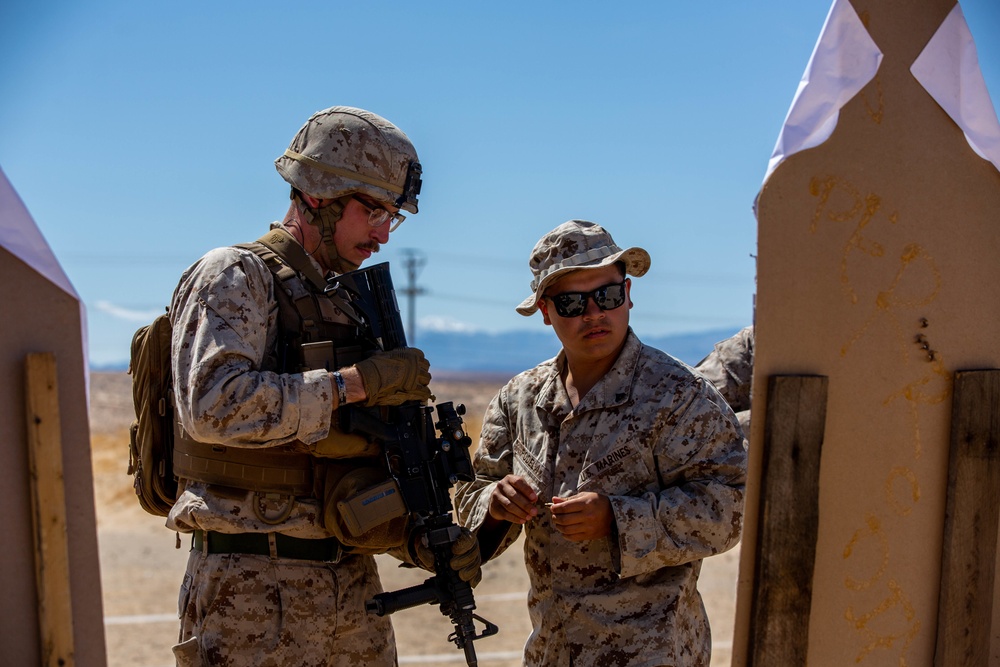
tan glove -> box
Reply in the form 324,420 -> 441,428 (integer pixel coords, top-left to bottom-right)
411,527 -> 483,588
354,348 -> 432,407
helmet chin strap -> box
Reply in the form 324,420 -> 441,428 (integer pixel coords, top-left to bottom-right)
291,191 -> 355,274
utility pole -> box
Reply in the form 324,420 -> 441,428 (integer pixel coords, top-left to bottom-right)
399,249 -> 426,345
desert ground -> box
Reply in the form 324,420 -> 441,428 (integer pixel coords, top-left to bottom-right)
90,371 -> 740,667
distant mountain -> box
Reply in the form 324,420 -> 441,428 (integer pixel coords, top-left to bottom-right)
412,326 -> 741,373
91,326 -> 743,374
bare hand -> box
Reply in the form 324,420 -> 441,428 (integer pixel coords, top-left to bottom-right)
549,492 -> 613,542
488,475 -> 539,525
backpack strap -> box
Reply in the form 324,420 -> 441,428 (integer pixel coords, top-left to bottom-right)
255,227 -> 326,291
241,229 -> 368,337
253,228 -> 366,328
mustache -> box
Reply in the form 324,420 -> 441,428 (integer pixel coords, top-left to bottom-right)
359,241 -> 380,254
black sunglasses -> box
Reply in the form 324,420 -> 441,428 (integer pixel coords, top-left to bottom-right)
545,280 -> 628,318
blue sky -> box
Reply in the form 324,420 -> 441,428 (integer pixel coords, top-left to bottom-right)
2,1 -> 998,366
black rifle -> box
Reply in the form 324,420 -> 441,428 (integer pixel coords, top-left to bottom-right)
331,263 -> 499,666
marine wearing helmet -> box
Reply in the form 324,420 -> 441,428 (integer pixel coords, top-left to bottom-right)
275,106 -> 422,273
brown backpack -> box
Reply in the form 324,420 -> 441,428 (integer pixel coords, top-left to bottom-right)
127,310 -> 176,517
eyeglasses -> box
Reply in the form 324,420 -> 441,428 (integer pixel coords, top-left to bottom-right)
545,280 -> 628,318
352,195 -> 406,232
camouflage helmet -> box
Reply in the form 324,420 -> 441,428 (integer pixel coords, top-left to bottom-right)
275,106 -> 422,214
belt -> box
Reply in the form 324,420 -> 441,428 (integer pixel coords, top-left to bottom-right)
192,530 -> 343,563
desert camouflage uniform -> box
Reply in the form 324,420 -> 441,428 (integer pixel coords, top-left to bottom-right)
167,241 -> 396,667
694,325 -> 754,435
455,330 -> 747,667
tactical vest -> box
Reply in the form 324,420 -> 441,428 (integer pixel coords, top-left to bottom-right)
171,228 -> 381,524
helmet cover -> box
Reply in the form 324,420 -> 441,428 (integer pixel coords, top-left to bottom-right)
275,106 -> 421,214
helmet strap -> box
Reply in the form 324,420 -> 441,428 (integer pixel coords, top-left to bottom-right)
290,191 -> 353,273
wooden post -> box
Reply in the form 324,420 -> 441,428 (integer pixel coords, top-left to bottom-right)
749,375 -> 828,667
25,352 -> 75,667
934,369 -> 1000,666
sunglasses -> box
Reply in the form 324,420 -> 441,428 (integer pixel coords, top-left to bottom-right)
352,195 -> 406,232
545,280 -> 628,318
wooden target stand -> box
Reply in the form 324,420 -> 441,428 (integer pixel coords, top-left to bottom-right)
732,0 -> 1000,664
745,371 -> 1000,665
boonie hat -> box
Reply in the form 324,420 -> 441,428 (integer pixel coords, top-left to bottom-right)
516,220 -> 651,316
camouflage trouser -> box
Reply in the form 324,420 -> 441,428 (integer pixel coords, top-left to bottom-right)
172,550 -> 397,667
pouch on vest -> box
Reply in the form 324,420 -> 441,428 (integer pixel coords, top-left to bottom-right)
320,461 -> 408,554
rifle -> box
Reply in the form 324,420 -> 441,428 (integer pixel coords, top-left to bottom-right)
331,263 -> 499,666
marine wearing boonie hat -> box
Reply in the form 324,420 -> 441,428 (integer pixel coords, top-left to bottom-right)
516,220 -> 651,316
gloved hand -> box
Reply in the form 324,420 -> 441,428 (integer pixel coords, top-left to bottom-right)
411,527 -> 483,588
354,348 -> 432,407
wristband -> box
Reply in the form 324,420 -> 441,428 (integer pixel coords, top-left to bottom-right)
332,371 -> 348,405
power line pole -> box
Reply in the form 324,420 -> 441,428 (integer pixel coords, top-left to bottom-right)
399,249 -> 426,345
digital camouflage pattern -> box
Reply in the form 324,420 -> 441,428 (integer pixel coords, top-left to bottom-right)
694,325 -> 755,434
455,330 -> 747,667
167,243 -> 338,538
167,240 -> 407,663
274,106 -> 421,214
515,220 -> 650,316
173,551 -> 395,667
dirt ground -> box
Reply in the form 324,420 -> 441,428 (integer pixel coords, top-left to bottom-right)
90,371 -> 739,667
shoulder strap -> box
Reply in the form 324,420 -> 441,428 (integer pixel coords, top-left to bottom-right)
254,227 -> 327,290
247,228 -> 366,330
234,230 -> 369,370
231,237 -> 322,366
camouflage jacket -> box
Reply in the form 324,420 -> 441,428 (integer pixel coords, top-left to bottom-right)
455,330 -> 747,666
166,238 -> 338,538
694,325 -> 754,434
